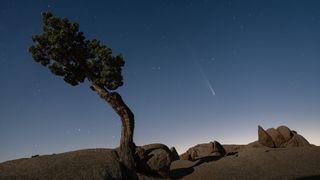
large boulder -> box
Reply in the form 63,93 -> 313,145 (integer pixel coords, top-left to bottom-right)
179,141 -> 226,161
179,152 -> 190,161
180,142 -> 212,161
145,148 -> 171,177
136,144 -> 171,177
0,149 -> 123,180
213,141 -> 226,156
276,125 -> 293,141
258,126 -> 275,148
266,128 -> 286,148
283,132 -> 311,147
191,142 -> 214,159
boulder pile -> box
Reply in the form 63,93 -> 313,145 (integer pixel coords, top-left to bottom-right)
258,125 -> 311,148
180,141 -> 226,161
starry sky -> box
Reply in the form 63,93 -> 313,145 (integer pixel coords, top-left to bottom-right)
1,0 -> 320,163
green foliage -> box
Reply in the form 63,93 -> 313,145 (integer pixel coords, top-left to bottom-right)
29,11 -> 124,90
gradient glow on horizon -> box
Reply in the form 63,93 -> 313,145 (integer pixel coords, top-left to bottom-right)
1,0 -> 320,162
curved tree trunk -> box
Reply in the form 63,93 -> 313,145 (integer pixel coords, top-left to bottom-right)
91,83 -> 136,169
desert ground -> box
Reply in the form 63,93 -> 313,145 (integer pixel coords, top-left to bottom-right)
1,126 -> 319,180
1,146 -> 320,180
171,146 -> 320,180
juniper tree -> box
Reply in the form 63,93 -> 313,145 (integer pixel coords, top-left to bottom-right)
29,12 -> 136,169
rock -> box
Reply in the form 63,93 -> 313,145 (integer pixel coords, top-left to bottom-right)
182,142 -> 214,161
145,148 -> 171,177
170,147 -> 179,161
258,125 -> 312,148
283,133 -> 311,147
213,141 -> 226,156
136,144 -> 171,177
179,141 -> 226,161
192,142 -> 215,159
179,152 -> 191,161
138,143 -> 171,154
31,155 -> 39,158
258,126 -> 275,148
193,151 -> 222,162
0,149 -> 124,180
247,141 -> 265,148
276,126 -> 293,141
266,128 -> 286,148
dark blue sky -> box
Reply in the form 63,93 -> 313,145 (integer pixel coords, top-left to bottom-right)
1,0 -> 320,162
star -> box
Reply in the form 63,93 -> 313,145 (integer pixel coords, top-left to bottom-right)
151,66 -> 161,71
232,16 -> 237,21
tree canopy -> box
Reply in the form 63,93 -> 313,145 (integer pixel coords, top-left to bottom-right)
29,12 -> 137,170
29,11 -> 124,90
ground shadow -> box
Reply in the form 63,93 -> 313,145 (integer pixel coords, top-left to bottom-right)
170,167 -> 195,179
295,175 -> 320,180
170,155 -> 224,179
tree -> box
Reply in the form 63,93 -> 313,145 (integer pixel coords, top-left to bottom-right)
29,12 -> 136,169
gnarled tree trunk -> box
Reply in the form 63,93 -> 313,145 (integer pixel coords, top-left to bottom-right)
91,83 -> 136,169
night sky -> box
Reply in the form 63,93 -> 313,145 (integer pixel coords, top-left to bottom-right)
1,0 -> 320,163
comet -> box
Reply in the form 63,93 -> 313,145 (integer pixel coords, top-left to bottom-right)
196,61 -> 216,96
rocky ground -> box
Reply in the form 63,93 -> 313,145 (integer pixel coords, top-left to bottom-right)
171,146 -> 320,180
0,149 -> 123,180
0,125 -> 319,180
